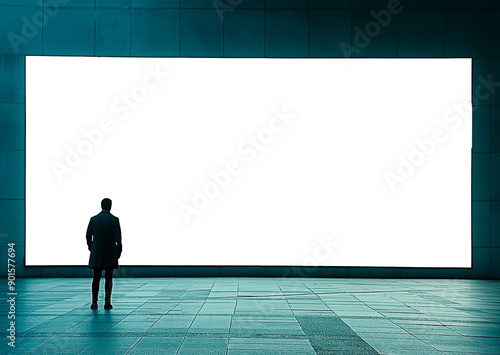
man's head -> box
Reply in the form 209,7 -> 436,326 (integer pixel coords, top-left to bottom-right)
101,198 -> 112,211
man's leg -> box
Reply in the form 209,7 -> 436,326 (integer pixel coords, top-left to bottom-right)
91,268 -> 103,309
104,268 -> 114,309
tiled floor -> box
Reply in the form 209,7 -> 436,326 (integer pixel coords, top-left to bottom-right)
1,278 -> 500,354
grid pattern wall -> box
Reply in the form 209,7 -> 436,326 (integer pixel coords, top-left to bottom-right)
0,0 -> 498,278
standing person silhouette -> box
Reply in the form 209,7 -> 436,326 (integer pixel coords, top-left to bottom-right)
86,198 -> 122,310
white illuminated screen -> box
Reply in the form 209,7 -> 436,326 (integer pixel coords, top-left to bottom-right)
26,57 -> 472,267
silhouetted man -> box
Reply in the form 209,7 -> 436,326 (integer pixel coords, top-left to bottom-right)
86,198 -> 122,309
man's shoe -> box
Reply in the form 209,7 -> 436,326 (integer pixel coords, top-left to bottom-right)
90,298 -> 98,310
104,283 -> 113,309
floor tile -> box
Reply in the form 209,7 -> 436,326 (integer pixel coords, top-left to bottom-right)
5,278 -> 500,354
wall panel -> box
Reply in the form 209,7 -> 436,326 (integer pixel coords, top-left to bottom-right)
0,0 -> 496,278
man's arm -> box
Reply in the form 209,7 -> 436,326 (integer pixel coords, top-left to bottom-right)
86,219 -> 93,251
116,218 -> 122,259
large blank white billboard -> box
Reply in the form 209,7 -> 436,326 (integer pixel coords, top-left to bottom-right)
26,57 -> 472,267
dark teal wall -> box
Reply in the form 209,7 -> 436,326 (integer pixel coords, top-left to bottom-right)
0,0 -> 498,278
